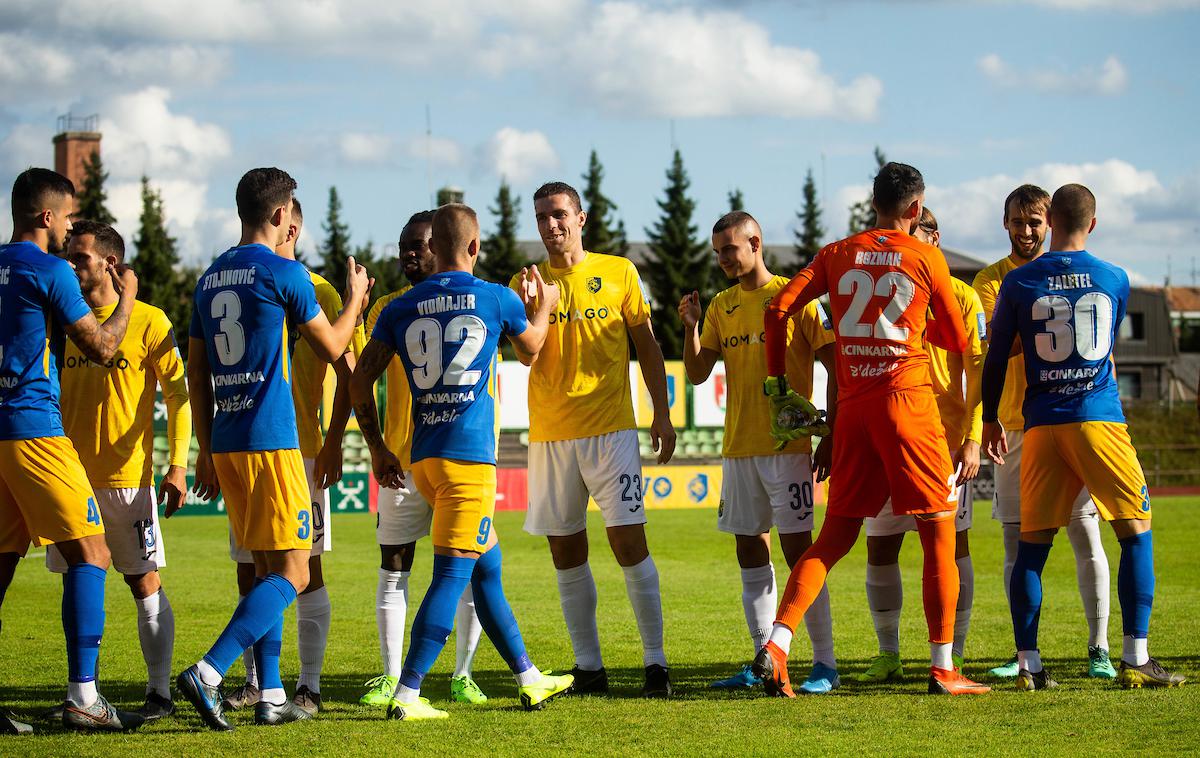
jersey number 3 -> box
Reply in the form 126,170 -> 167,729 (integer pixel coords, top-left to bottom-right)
1031,293 -> 1113,363
404,316 -> 486,390
837,270 -> 915,341
211,290 -> 246,366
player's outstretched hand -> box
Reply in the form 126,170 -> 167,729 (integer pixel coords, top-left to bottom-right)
813,434 -> 833,482
982,422 -> 1008,466
159,464 -> 188,518
344,255 -> 370,308
370,447 -> 405,490
314,438 -> 344,490
529,264 -> 560,311
954,439 -> 981,485
678,291 -> 701,330
651,413 -> 676,464
358,276 -> 376,322
192,452 -> 221,502
107,261 -> 138,300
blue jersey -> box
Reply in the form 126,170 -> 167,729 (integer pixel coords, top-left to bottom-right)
0,242 -> 91,440
982,250 -> 1127,429
190,244 -> 320,453
371,271 -> 527,466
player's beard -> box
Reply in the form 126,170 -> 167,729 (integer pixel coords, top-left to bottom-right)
1009,231 -> 1043,260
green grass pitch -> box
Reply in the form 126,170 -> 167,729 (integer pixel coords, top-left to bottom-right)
2,499 -> 1198,756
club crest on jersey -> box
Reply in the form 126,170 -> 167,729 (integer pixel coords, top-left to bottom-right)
586,276 -> 602,294
877,235 -> 888,244
761,297 -> 772,311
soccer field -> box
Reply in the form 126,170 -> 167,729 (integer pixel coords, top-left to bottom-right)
3,499 -> 1198,756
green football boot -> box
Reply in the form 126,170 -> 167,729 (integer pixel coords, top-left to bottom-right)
855,652 -> 903,683
450,675 -> 487,704
1087,646 -> 1117,679
359,675 -> 398,707
518,672 -> 575,711
386,697 -> 449,721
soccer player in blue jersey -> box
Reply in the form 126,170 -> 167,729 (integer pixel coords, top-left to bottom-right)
350,203 -> 574,721
0,168 -> 144,733
982,183 -> 1184,690
177,168 -> 370,730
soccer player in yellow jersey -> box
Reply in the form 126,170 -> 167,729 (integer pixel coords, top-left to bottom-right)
222,199 -> 366,714
358,210 -> 487,708
973,184 -> 1114,679
678,211 -> 839,693
510,181 -> 677,697
45,221 -> 189,721
855,208 -> 984,683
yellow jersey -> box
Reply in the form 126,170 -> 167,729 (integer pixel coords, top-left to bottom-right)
927,277 -> 985,447
973,256 -> 1026,431
366,287 -> 414,468
291,271 -> 366,459
509,252 -> 650,443
60,299 -> 190,488
699,276 -> 833,457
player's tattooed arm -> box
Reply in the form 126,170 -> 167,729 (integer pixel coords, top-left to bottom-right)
629,319 -> 677,464
64,263 -> 138,363
350,339 -> 404,489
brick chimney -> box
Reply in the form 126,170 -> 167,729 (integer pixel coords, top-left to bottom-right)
52,113 -> 101,205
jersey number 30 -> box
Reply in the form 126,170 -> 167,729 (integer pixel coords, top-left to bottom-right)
1031,293 -> 1113,363
404,316 -> 486,390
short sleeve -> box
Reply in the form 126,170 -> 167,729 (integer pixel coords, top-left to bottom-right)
621,261 -> 651,327
370,300 -> 402,352
698,301 -> 722,354
43,258 -> 90,326
961,288 -> 986,358
496,286 -> 528,337
277,261 -> 321,325
796,301 -> 835,352
314,279 -> 343,322
189,298 -> 203,339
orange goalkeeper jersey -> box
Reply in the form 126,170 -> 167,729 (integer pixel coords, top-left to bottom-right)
766,228 -> 967,404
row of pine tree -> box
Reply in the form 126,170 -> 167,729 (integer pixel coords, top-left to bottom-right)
72,147 -> 887,359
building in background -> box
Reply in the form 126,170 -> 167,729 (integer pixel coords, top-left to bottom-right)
52,113 -> 101,208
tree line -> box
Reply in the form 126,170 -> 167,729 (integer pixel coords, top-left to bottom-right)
75,146 -> 888,360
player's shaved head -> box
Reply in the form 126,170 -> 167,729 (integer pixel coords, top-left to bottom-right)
712,210 -> 761,238
1003,184 -> 1050,222
533,182 -> 582,213
291,197 -> 303,224
236,167 -> 296,226
872,162 -> 924,218
11,167 -> 74,229
1049,183 -> 1097,235
70,219 -> 125,262
431,203 -> 480,263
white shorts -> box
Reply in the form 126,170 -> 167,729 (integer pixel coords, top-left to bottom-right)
865,465 -> 973,537
376,475 -> 434,546
717,454 -> 815,536
229,457 -> 330,562
47,487 -> 164,575
991,429 -> 1096,524
524,430 -> 647,537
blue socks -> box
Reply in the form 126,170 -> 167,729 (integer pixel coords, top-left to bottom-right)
204,573 -> 297,676
252,580 -> 285,694
1009,541 -> 1052,652
471,546 -> 533,674
1118,530 -> 1154,638
63,563 -> 106,683
399,555 -> 476,690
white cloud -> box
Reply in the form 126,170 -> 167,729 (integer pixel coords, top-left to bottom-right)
478,128 -> 560,183
99,87 -> 231,181
338,133 -> 394,165
979,53 -> 1128,96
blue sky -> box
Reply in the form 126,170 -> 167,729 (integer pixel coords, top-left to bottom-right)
1,0 -> 1197,284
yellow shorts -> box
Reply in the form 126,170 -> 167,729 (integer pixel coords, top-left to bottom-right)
1021,421 -> 1150,532
214,449 -> 312,552
0,437 -> 103,554
410,458 -> 496,552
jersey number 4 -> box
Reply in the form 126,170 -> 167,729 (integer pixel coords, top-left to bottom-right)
1031,293 -> 1113,363
837,270 -> 915,341
404,316 -> 486,390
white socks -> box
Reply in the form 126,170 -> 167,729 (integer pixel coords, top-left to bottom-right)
768,623 -> 794,654
297,586 -> 332,692
931,642 -> 953,671
196,658 -> 223,687
954,555 -> 974,659
377,569 -> 409,678
740,564 -> 776,653
261,686 -> 286,706
67,680 -> 97,708
804,583 -> 836,669
454,585 -> 483,678
1122,635 -> 1149,666
1017,649 -> 1043,673
515,664 -> 543,687
865,563 -> 903,654
556,563 -> 603,670
1002,522 -> 1021,605
134,588 -> 175,698
394,683 -> 420,703
622,556 -> 667,668
1067,514 -> 1111,650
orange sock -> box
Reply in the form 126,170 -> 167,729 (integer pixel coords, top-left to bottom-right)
775,514 -> 862,632
916,515 -> 959,645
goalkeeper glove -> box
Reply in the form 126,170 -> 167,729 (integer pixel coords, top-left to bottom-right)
764,376 -> 829,450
